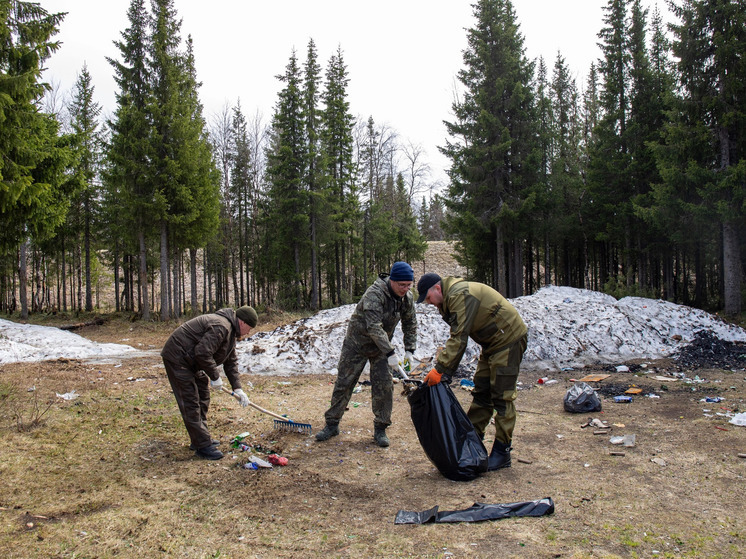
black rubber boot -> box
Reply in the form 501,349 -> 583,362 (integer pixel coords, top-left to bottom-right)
374,428 -> 390,448
195,444 -> 224,460
487,440 -> 512,470
315,423 -> 339,442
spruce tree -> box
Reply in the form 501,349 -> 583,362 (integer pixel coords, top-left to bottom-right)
441,0 -> 536,295
105,0 -> 154,319
67,64 -> 103,312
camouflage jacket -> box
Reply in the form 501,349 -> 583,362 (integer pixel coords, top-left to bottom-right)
160,308 -> 243,389
434,277 -> 527,377
344,274 -> 417,357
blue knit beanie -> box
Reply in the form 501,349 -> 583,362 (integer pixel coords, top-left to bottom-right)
389,261 -> 414,281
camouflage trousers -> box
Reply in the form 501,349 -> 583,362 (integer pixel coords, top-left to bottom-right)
467,334 -> 527,445
323,339 -> 394,431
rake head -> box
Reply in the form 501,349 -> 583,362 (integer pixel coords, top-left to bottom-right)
273,419 -> 313,434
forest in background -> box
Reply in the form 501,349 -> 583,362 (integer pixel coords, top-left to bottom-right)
0,0 -> 744,321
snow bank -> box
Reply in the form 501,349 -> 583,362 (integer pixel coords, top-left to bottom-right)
240,286 -> 746,375
0,318 -> 141,364
2,286 -> 745,374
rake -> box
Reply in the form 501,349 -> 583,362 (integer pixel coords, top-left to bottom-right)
220,386 -> 312,434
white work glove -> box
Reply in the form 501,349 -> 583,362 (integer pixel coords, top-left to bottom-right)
232,388 -> 249,407
403,351 -> 415,371
387,353 -> 400,369
210,377 -> 224,389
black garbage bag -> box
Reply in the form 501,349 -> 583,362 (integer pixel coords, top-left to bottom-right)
407,382 -> 487,481
395,497 -> 555,524
563,381 -> 602,413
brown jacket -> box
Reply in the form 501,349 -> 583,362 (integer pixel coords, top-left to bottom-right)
160,308 -> 243,389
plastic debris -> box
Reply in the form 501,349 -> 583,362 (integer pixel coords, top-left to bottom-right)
729,412 -> 746,427
613,395 -> 632,403
267,454 -> 288,466
395,498 -> 554,524
243,462 -> 258,470
249,455 -> 273,468
56,390 -> 79,400
564,382 -> 602,413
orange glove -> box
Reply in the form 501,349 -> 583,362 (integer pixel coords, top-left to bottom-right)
423,368 -> 442,386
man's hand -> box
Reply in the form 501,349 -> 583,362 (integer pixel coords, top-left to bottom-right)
232,388 -> 249,407
387,353 -> 400,369
423,368 -> 442,386
210,377 -> 224,389
403,351 -> 414,371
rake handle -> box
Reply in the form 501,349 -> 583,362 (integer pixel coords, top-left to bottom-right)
220,386 -> 289,422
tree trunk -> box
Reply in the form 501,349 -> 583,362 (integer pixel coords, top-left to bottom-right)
190,248 -> 198,317
160,221 -> 169,320
722,221 -> 741,316
19,240 -> 29,320
495,225 -> 507,295
139,229 -> 150,321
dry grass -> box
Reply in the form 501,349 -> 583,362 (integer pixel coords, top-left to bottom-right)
1,341 -> 745,558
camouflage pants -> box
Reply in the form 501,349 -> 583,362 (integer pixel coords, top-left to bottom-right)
467,334 -> 527,445
163,358 -> 213,450
323,339 -> 394,430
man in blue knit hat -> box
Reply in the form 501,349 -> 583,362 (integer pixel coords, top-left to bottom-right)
316,261 -> 417,447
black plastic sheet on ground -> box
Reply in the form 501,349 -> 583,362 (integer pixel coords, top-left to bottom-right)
407,382 -> 487,481
394,497 -> 555,524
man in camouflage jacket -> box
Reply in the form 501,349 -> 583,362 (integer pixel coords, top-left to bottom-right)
416,273 -> 527,470
161,306 -> 257,460
316,262 -> 417,447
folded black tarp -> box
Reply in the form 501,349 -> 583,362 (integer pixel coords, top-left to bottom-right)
394,497 -> 555,524
407,382 -> 488,481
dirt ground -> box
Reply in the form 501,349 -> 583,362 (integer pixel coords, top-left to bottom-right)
0,316 -> 745,559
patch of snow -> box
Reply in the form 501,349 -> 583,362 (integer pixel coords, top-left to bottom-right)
2,286 -> 745,376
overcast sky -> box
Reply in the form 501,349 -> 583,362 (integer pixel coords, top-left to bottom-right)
43,0 -> 673,187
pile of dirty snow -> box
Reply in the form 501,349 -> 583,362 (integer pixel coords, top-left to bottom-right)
240,286 -> 746,375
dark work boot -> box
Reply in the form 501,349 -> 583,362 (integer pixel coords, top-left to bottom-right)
195,444 -> 224,460
315,423 -> 339,442
487,440 -> 512,471
374,428 -> 390,448
190,439 -> 219,451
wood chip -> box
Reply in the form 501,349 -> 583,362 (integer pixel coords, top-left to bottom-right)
737,453 -> 746,459
609,451 -> 625,456
516,457 -> 533,464
593,429 -> 610,435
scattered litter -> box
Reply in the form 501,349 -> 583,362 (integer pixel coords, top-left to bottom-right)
577,374 -> 610,382
702,396 -> 724,403
581,418 -> 608,429
613,395 -> 632,403
564,382 -> 602,413
616,365 -> 630,372
610,451 -> 625,456
653,376 -> 678,382
625,387 -> 642,394
267,454 -> 288,466
352,385 -> 362,394
243,462 -> 258,470
27,386 -> 35,392
459,379 -> 475,390
646,393 -> 660,399
516,457 -> 533,464
56,390 -> 79,400
394,498 -> 554,524
610,436 -> 625,445
651,457 -> 667,466
249,455 -> 273,468
738,453 -> 746,459
623,434 -> 636,447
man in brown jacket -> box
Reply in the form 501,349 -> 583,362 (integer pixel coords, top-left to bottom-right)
416,274 -> 527,471
161,306 -> 257,460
